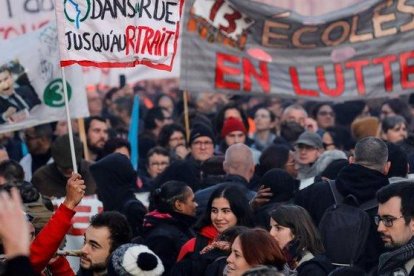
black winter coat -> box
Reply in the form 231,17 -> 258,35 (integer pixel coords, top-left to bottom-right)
143,211 -> 196,275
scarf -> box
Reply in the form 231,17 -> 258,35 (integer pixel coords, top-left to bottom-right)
378,237 -> 414,275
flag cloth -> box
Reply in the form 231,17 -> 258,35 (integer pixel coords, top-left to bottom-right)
54,0 -> 184,70
0,22 -> 89,134
179,0 -> 414,101
128,95 -> 139,170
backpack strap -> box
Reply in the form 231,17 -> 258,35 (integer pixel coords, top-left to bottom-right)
327,180 -> 343,205
328,180 -> 378,210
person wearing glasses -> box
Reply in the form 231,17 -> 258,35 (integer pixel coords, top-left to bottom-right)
311,103 -> 335,131
375,181 -> 414,275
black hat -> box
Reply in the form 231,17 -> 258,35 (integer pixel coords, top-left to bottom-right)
189,123 -> 215,145
51,134 -> 83,169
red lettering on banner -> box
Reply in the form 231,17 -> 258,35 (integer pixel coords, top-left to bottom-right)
216,52 -> 241,90
215,53 -> 270,92
400,51 -> 414,89
373,55 -> 397,92
125,25 -> 175,57
316,64 -> 345,97
242,58 -> 270,93
0,21 -> 50,39
345,60 -> 370,95
289,67 -> 319,97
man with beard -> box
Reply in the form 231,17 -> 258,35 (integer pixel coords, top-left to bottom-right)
375,181 -> 414,275
85,116 -> 109,161
78,211 -> 132,276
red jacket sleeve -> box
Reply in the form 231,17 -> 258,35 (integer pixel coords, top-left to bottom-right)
176,238 -> 196,262
48,256 -> 75,276
29,204 -> 75,274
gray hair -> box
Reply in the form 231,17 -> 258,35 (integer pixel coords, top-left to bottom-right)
354,137 -> 388,172
282,104 -> 308,118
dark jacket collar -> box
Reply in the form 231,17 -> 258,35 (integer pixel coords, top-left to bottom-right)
335,164 -> 389,202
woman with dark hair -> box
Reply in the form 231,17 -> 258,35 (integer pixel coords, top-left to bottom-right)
226,228 -> 286,275
256,145 -> 297,178
177,185 -> 254,261
380,98 -> 412,125
143,180 -> 197,274
158,123 -> 189,160
323,126 -> 353,152
380,115 -> 408,144
269,205 -> 333,275
251,107 -> 276,152
311,103 -> 335,130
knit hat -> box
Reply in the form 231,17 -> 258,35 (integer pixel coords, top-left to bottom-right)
221,117 -> 246,138
51,134 -> 83,169
350,116 -> 379,141
295,131 -> 323,149
189,123 -> 215,145
107,244 -> 164,276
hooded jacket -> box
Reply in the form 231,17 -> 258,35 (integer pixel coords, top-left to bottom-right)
90,153 -> 147,236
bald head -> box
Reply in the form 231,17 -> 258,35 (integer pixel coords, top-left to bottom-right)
223,144 -> 255,181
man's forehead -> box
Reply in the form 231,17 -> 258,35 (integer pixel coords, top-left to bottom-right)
378,196 -> 402,215
90,120 -> 108,129
85,226 -> 111,243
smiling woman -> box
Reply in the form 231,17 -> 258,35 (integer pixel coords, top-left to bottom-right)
176,185 -> 253,263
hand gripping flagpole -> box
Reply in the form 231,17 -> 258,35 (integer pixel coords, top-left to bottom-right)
61,67 -> 78,174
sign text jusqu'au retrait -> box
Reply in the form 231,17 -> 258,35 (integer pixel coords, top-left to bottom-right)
55,0 -> 183,70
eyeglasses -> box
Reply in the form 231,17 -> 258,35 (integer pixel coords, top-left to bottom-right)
192,141 -> 213,147
318,111 -> 334,117
149,162 -> 169,167
374,215 -> 404,227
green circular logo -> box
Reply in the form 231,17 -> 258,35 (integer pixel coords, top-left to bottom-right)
43,79 -> 72,107
64,0 -> 91,25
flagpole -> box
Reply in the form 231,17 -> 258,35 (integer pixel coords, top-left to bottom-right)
61,67 -> 78,173
183,90 -> 190,143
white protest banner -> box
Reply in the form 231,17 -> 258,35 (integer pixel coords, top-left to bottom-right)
0,22 -> 89,133
0,0 -> 55,40
54,0 -> 184,71
0,1 -> 180,88
179,0 -> 414,101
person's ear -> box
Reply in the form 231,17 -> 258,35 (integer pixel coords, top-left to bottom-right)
383,161 -> 391,176
348,156 -> 354,164
174,200 -> 183,212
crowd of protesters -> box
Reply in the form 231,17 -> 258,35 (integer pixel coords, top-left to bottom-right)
0,78 -> 414,276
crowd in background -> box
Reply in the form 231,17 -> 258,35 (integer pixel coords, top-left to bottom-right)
0,78 -> 414,275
